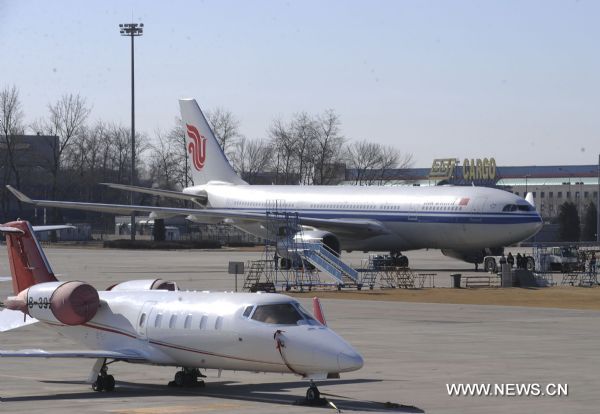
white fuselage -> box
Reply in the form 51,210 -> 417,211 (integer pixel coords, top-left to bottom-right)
48,290 -> 362,378
184,184 -> 543,252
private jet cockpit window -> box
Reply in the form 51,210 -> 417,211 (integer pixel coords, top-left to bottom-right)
295,304 -> 321,326
250,303 -> 320,326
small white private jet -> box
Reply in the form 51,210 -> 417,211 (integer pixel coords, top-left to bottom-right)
0,220 -> 363,403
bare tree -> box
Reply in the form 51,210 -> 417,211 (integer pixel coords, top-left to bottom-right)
33,94 -> 91,213
167,118 -> 191,188
345,140 -> 412,185
291,112 -> 317,184
148,128 -> 182,190
346,141 -> 383,185
231,136 -> 273,184
206,107 -> 240,157
269,118 -> 299,184
0,85 -> 25,217
376,146 -> 413,184
313,109 -> 345,184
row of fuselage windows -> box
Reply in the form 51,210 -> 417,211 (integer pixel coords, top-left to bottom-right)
140,304 -> 309,330
143,312 -> 224,331
232,200 -> 466,211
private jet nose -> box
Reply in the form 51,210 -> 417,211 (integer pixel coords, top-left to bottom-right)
309,328 -> 363,373
337,349 -> 364,372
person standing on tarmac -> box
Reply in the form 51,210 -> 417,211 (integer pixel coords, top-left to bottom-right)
507,252 -> 515,268
516,253 -> 523,269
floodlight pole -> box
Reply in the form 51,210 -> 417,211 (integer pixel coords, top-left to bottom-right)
597,153 -> 599,243
119,22 -> 143,240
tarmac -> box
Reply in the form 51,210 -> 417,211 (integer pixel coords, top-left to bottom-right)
1,246 -> 599,413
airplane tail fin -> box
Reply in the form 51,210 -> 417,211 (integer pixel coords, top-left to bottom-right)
0,221 -> 58,295
312,297 -> 327,326
178,98 -> 247,186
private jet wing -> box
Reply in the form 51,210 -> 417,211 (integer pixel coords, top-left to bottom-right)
0,349 -> 147,361
7,186 -> 389,238
100,183 -> 207,205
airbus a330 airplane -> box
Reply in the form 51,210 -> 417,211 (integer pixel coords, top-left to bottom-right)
7,98 -> 543,267
0,220 -> 362,401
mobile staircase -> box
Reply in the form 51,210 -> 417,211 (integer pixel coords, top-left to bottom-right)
243,200 -> 362,290
299,242 -> 361,289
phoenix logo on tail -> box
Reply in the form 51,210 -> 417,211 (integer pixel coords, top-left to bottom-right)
186,124 -> 207,171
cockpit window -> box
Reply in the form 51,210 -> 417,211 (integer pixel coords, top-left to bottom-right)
295,304 -> 322,326
502,204 -> 534,212
517,204 -> 534,211
242,305 -> 254,317
251,303 -> 304,325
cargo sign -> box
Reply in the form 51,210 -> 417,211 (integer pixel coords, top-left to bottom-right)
462,158 -> 496,181
429,158 -> 497,182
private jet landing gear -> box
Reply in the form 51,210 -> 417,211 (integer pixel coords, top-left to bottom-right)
168,367 -> 205,388
92,363 -> 115,392
304,381 -> 327,406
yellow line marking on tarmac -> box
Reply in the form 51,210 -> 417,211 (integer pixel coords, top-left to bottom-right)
109,403 -> 244,413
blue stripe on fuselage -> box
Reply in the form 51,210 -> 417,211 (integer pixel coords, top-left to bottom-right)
219,208 -> 542,225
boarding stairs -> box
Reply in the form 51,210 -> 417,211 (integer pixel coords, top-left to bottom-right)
243,260 -> 271,291
297,242 -> 360,287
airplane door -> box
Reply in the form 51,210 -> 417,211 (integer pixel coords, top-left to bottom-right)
408,199 -> 419,222
137,301 -> 156,340
470,197 -> 487,222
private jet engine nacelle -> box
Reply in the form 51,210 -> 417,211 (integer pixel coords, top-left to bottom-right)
293,230 -> 341,254
108,279 -> 179,291
12,281 -> 100,326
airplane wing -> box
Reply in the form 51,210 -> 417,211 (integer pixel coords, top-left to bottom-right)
32,225 -> 76,232
101,183 -> 207,204
0,349 -> 147,361
7,186 -> 389,237
0,309 -> 38,332
7,185 -> 198,217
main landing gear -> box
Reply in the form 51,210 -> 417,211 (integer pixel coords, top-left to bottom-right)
92,361 -> 115,392
390,251 -> 409,268
168,367 -> 206,388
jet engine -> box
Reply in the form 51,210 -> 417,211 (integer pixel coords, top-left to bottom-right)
441,247 -> 504,265
6,281 -> 99,325
275,230 -> 341,259
293,230 -> 341,254
274,230 -> 341,270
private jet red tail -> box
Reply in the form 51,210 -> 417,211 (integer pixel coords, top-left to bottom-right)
2,220 -> 58,295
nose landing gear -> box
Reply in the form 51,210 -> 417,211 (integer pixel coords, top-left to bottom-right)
306,381 -> 321,402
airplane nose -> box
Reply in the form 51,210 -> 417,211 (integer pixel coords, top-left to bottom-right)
532,213 -> 543,234
337,351 -> 364,372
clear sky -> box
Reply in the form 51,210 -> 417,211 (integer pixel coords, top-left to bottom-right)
1,0 -> 598,167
